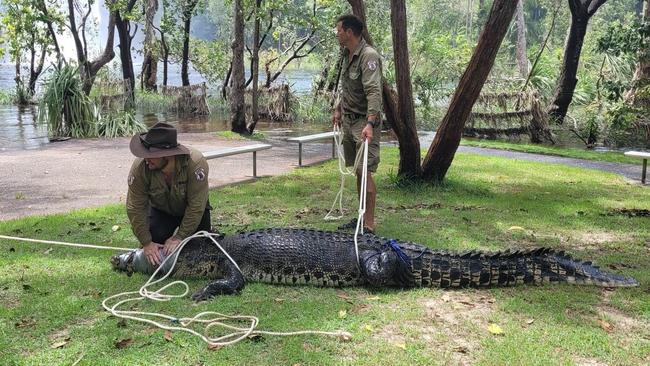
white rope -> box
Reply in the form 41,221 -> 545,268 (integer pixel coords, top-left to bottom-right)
353,140 -> 369,268
0,235 -> 133,251
322,126 -> 369,269
102,231 -> 352,347
324,125 -> 367,221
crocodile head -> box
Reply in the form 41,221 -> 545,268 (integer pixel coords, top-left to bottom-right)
111,251 -> 137,276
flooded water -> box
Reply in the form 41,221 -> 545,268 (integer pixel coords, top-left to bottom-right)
0,105 -> 48,151
0,105 -> 335,153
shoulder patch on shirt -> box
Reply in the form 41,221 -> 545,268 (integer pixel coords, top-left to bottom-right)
128,175 -> 135,186
367,60 -> 378,71
194,167 -> 206,182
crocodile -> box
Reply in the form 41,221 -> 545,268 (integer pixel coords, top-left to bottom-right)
111,228 -> 638,301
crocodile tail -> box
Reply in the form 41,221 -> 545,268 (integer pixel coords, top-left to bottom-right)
405,245 -> 639,288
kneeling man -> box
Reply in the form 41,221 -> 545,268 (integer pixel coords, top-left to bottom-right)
127,122 -> 211,266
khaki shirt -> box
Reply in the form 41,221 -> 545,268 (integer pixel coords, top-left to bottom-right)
126,147 -> 209,246
340,39 -> 383,118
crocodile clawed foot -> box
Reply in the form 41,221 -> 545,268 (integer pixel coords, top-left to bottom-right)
191,290 -> 213,302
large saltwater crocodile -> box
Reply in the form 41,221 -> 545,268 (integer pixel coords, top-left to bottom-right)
111,228 -> 638,301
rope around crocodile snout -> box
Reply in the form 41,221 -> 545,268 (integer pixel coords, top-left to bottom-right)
102,231 -> 352,347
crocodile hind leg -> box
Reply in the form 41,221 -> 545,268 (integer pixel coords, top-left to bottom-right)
191,258 -> 246,301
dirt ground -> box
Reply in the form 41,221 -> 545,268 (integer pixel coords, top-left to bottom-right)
0,133 -> 331,221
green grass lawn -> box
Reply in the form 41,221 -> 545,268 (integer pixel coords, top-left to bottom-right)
1,148 -> 649,365
460,139 -> 642,164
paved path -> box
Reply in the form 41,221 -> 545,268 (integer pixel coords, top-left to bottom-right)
0,133 -> 646,221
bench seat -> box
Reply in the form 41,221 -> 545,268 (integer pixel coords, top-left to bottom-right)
624,151 -> 650,184
203,143 -> 272,177
287,131 -> 340,166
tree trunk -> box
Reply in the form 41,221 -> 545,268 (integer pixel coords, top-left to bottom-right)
141,0 -> 158,91
36,0 -> 63,63
515,0 -> 528,77
115,8 -> 136,109
222,61 -> 232,100
230,0 -> 247,133
626,0 -> 650,106
67,0 -> 116,95
390,0 -> 421,177
28,44 -> 46,96
181,15 -> 191,86
160,32 -> 169,87
249,0 -> 262,132
548,0 -> 608,124
14,54 -> 22,99
421,0 -> 519,182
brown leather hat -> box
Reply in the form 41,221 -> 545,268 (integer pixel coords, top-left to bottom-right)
129,122 -> 190,158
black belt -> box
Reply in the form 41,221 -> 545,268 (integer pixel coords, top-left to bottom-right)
343,112 -> 366,120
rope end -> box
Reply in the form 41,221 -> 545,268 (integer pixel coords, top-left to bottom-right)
337,331 -> 353,342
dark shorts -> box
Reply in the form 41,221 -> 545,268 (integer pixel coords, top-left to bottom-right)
148,205 -> 211,243
342,115 -> 381,173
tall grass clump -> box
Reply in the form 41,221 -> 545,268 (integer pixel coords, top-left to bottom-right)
14,81 -> 32,105
135,89 -> 176,113
0,90 -> 14,105
293,93 -> 331,124
95,111 -> 147,138
206,95 -> 229,114
38,65 -> 97,138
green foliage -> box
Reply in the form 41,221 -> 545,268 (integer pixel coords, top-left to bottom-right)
0,0 -> 64,99
526,46 -> 559,98
293,93 -> 331,124
95,111 -> 147,138
189,39 -> 230,85
38,65 -> 97,138
13,80 -> 31,105
596,20 -> 648,58
0,90 -> 15,105
135,90 -> 178,113
216,130 -> 266,140
606,102 -> 638,131
206,95 -> 229,113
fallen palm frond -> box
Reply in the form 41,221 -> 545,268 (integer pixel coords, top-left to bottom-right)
244,84 -> 294,121
162,83 -> 210,115
95,111 -> 147,138
94,80 -> 131,111
466,85 -> 553,143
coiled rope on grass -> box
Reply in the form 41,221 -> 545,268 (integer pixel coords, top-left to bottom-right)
0,232 -> 352,347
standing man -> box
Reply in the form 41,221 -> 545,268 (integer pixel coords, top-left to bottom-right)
333,14 -> 383,233
127,122 -> 211,266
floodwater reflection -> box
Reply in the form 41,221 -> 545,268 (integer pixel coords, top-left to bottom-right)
0,105 -> 48,151
0,105 -> 331,152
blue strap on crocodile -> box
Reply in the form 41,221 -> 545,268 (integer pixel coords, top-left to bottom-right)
385,239 -> 411,264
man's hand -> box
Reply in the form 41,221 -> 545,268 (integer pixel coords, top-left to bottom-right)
143,242 -> 164,266
163,236 -> 182,256
361,123 -> 374,142
332,108 -> 342,127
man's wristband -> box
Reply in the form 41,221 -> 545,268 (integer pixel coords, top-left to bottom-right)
367,120 -> 379,128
